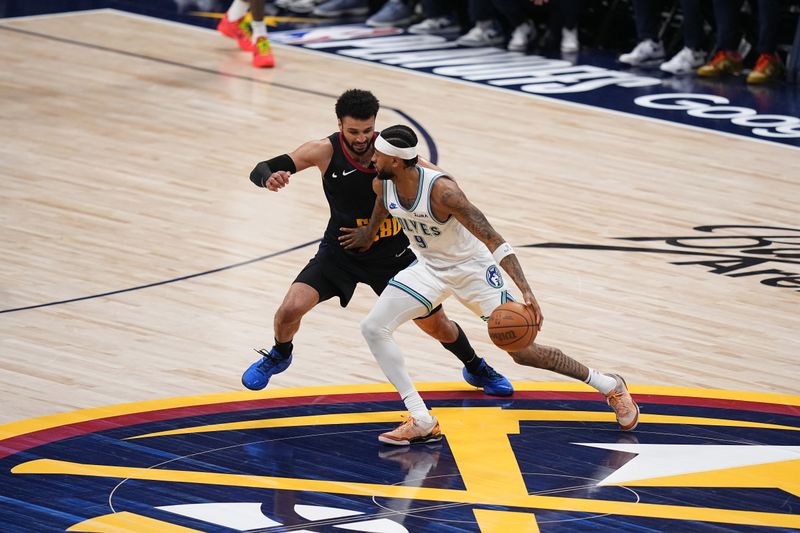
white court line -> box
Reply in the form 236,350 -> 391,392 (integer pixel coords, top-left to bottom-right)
4,8 -> 798,153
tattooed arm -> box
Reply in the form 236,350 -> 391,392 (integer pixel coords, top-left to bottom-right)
339,178 -> 389,252
431,178 -> 543,328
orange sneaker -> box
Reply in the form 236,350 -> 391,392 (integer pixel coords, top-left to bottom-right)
605,374 -> 640,431
217,13 -> 254,51
252,36 -> 276,68
697,50 -> 743,77
379,416 -> 441,446
747,52 -> 785,84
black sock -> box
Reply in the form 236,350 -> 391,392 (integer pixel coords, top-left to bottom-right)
441,323 -> 483,373
273,338 -> 293,359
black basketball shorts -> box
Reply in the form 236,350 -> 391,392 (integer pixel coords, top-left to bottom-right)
294,243 -> 416,307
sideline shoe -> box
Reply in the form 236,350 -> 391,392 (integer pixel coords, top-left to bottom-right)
379,416 -> 442,446
284,0 -> 326,13
605,374 -> 640,431
366,0 -> 415,27
408,16 -> 460,35
507,20 -> 534,52
747,52 -> 785,84
462,359 -> 513,396
252,36 -> 276,68
561,27 -> 579,53
456,20 -> 504,48
697,50 -> 743,77
660,46 -> 705,75
312,0 -> 369,17
618,39 -> 664,66
217,14 -> 254,51
242,348 -> 292,390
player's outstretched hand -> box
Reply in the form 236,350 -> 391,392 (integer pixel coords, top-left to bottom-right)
338,225 -> 375,252
266,171 -> 291,191
522,289 -> 543,331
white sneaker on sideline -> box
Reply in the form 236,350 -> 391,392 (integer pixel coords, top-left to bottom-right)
456,20 -> 504,47
408,16 -> 460,34
561,27 -> 579,53
507,20 -> 534,52
284,0 -> 325,13
618,39 -> 664,66
660,47 -> 706,75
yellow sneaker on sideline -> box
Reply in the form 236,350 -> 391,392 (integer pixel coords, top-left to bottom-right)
697,50 -> 743,77
747,52 -> 785,84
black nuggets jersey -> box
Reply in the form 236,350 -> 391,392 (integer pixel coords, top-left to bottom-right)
321,132 -> 408,261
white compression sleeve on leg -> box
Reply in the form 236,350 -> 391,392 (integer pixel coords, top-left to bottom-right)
360,285 -> 433,422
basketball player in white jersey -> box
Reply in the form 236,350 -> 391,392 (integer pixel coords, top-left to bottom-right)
348,125 -> 640,445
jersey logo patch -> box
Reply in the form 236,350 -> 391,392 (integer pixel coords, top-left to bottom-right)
486,265 -> 504,288
343,169 -> 357,176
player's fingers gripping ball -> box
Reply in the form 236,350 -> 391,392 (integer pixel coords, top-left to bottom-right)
488,302 -> 539,352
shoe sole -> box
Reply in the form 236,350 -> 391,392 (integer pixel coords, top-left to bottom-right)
619,57 -> 664,68
378,433 -> 442,446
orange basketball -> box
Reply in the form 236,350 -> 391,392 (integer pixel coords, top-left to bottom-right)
487,301 -> 538,352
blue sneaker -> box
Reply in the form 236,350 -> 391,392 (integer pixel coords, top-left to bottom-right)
366,0 -> 415,27
242,348 -> 293,390
462,359 -> 513,396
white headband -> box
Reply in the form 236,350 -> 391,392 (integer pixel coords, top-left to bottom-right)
374,134 -> 418,159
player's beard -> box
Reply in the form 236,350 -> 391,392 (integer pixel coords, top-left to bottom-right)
344,136 -> 370,155
377,169 -> 394,181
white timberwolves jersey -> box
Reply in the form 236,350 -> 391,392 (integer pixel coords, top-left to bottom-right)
383,166 -> 493,270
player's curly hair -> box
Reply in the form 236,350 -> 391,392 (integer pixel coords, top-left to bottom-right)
380,124 -> 418,167
335,89 -> 380,121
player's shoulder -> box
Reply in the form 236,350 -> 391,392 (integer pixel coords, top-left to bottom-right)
429,173 -> 464,208
429,171 -> 458,192
295,137 -> 334,165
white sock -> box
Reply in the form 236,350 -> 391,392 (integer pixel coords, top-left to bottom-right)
226,0 -> 250,21
403,392 -> 433,424
585,368 -> 617,395
250,20 -> 268,41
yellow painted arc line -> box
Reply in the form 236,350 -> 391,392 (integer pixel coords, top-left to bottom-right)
127,409 -> 800,440
12,459 -> 800,529
2,383 -> 798,441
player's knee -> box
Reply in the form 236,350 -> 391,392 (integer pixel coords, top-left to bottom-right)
360,316 -> 384,345
275,302 -> 305,324
414,316 -> 453,341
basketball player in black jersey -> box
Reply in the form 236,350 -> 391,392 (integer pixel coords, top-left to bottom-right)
242,89 -> 512,397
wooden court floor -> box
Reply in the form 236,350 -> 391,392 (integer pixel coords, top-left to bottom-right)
0,9 -> 798,426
